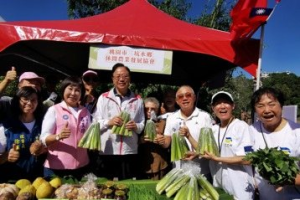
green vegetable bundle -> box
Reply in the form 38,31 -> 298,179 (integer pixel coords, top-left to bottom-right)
128,183 -> 159,200
111,111 -> 132,136
244,147 -> 300,185
156,168 -> 232,200
144,119 -> 156,142
171,132 -> 189,162
78,122 -> 101,151
197,127 -> 219,156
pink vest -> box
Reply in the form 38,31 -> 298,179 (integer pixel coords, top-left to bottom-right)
44,103 -> 90,169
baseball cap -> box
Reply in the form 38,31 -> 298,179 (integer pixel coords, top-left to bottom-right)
82,70 -> 97,77
19,72 -> 45,85
211,91 -> 234,104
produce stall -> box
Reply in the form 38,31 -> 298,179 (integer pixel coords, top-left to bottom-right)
0,172 -> 234,200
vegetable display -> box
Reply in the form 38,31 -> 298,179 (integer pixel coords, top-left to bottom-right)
244,147 -> 300,185
78,122 -> 101,151
156,167 -> 233,200
170,132 -> 189,162
111,111 -> 132,136
197,127 -> 219,156
144,119 -> 156,142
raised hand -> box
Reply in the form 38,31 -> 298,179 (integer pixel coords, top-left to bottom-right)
5,66 -> 17,82
8,143 -> 20,162
59,122 -> 71,140
29,140 -> 44,156
179,120 -> 190,137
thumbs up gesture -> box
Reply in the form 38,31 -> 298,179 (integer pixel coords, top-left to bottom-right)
179,120 -> 190,137
8,143 -> 20,162
5,66 -> 17,82
30,140 -> 44,156
59,122 -> 71,140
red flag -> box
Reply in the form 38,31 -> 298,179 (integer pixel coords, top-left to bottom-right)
230,0 -> 269,39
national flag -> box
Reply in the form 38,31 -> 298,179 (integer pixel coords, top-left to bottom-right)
250,7 -> 273,22
230,0 -> 270,39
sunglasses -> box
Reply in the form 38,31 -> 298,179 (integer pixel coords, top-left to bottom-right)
176,92 -> 193,100
83,77 -> 98,82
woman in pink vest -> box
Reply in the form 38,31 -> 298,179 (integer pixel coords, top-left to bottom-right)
40,76 -> 91,181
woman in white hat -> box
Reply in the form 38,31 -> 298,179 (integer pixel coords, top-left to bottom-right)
184,91 -> 255,200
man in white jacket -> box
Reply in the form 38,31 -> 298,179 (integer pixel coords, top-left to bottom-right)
93,63 -> 145,180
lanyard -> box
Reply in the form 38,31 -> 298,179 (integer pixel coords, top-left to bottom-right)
217,117 -> 234,154
259,122 -> 269,148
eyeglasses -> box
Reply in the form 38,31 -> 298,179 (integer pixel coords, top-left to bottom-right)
20,97 -> 38,104
83,77 -> 98,82
176,92 -> 194,101
113,75 -> 130,80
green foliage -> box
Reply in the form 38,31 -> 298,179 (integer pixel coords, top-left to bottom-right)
193,0 -> 233,31
67,0 -> 128,19
67,0 -> 191,21
261,72 -> 300,117
149,0 -> 191,20
244,147 -> 300,185
129,83 -> 178,100
0,76 -> 18,97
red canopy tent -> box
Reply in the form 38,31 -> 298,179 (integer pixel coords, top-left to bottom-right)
0,0 -> 259,87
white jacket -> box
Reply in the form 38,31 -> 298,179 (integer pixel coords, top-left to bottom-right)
93,88 -> 145,155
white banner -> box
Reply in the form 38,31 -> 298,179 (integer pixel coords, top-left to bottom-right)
88,45 -> 173,75
282,105 -> 298,123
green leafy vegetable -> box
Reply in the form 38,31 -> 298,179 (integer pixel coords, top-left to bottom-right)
244,147 -> 300,185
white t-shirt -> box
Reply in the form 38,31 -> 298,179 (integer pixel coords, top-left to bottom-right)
250,119 -> 300,200
0,125 -> 7,154
164,107 -> 213,175
210,118 -> 255,200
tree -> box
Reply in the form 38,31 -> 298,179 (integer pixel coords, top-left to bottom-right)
67,0 -> 128,19
193,0 -> 232,31
262,72 -> 300,117
67,0 -> 191,20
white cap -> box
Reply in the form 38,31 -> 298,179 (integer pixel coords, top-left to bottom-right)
211,91 -> 234,104
82,70 -> 97,77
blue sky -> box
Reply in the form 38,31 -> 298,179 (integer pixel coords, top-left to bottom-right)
0,0 -> 299,77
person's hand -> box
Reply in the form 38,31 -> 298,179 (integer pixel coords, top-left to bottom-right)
179,121 -> 190,138
125,120 -> 137,132
59,122 -> 71,140
183,151 -> 199,160
109,115 -> 123,127
8,143 -> 20,162
30,140 -> 44,156
201,151 -> 218,161
4,66 -> 17,82
275,186 -> 284,192
155,134 -> 165,145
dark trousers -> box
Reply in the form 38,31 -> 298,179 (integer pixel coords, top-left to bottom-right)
94,154 -> 138,180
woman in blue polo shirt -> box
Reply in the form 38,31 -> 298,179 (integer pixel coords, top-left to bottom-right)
0,86 -> 45,182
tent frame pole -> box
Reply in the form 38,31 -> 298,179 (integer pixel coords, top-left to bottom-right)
255,23 -> 265,91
